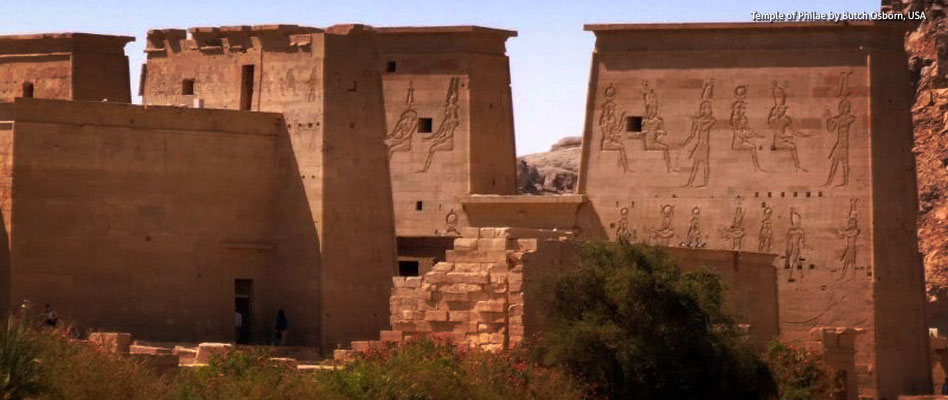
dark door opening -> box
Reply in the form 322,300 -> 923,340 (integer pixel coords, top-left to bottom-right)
240,65 -> 255,111
21,82 -> 33,98
398,261 -> 419,277
235,279 -> 253,344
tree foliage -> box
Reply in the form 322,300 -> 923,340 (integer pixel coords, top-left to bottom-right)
532,240 -> 777,400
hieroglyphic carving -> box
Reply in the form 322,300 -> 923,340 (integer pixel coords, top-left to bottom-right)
639,81 -> 675,172
681,206 -> 707,248
730,85 -> 766,172
614,205 -> 636,242
720,206 -> 747,250
836,199 -> 861,280
682,79 -> 715,187
385,81 -> 417,157
649,205 -> 675,246
758,206 -> 774,253
419,77 -> 460,172
598,84 -> 631,172
785,208 -> 807,282
824,71 -> 856,187
444,209 -> 460,236
768,81 -> 812,172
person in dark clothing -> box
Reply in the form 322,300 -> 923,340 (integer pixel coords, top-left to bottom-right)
941,377 -> 948,395
275,309 -> 288,346
43,304 -> 57,327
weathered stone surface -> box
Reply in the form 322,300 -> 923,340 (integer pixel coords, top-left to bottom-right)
88,332 -> 132,354
194,343 -> 233,364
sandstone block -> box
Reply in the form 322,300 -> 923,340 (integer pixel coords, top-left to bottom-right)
446,250 -> 508,263
268,357 -> 299,369
89,332 -> 132,354
128,353 -> 179,374
515,239 -> 538,252
509,281 -> 522,292
173,346 -> 198,365
477,238 -> 510,252
509,315 -> 523,326
447,272 -> 489,285
195,343 -> 233,364
424,311 -> 448,322
509,325 -> 525,336
432,262 -> 455,272
487,263 -> 509,274
405,277 -> 422,288
508,304 -> 524,316
454,262 -> 486,273
475,300 -> 506,313
454,238 -> 478,251
442,283 -> 483,293
476,312 -> 506,324
508,292 -> 524,304
380,330 -> 403,342
449,311 -> 471,322
461,227 -> 481,238
392,276 -> 407,288
425,271 -> 448,284
130,344 -> 172,355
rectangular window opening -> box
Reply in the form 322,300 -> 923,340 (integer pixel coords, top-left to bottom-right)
386,61 -> 397,73
398,261 -> 419,277
182,79 -> 195,95
418,118 -> 433,133
625,116 -> 643,132
415,201 -> 423,211
240,65 -> 255,111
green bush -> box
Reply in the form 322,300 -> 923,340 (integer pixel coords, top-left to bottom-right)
316,336 -> 586,400
173,350 -> 309,400
0,317 -> 46,400
531,240 -> 777,400
763,342 -> 836,400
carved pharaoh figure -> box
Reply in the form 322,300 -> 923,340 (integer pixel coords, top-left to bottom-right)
615,206 -> 636,242
681,206 -> 706,248
682,79 -> 715,187
768,81 -> 811,172
649,205 -> 675,246
444,209 -> 460,236
419,77 -> 461,172
837,199 -> 861,280
384,81 -> 418,158
720,206 -> 747,250
758,206 -> 774,253
730,85 -> 766,172
598,84 -> 631,172
785,208 -> 807,282
640,81 -> 675,172
824,72 -> 856,187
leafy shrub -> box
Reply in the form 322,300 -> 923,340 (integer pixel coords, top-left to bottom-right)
316,336 -> 586,400
531,240 -> 777,400
764,342 -> 836,400
0,317 -> 46,400
172,350 -> 309,400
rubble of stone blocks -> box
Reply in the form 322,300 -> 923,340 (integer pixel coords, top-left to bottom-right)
335,227 -> 571,361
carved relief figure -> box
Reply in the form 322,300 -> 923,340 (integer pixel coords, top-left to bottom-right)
598,84 -> 631,172
681,206 -> 706,248
444,209 -> 460,236
384,81 -> 418,158
730,85 -> 766,172
824,71 -> 856,187
768,81 -> 811,172
837,199 -> 861,280
758,206 -> 774,253
614,206 -> 636,242
649,205 -> 675,246
640,81 -> 675,172
720,206 -> 747,250
681,79 -> 715,187
785,208 -> 807,282
419,77 -> 461,172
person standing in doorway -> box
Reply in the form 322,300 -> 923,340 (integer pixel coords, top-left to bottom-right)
275,309 -> 288,346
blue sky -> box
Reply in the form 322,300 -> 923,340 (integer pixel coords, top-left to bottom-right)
1,0 -> 880,155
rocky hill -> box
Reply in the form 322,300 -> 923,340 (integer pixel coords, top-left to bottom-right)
517,136 -> 581,194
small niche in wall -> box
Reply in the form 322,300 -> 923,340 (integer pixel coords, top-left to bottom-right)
415,201 -> 423,211
386,61 -> 397,73
182,79 -> 195,95
418,118 -> 433,133
398,261 -> 419,277
625,116 -> 643,132
21,82 -> 33,98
